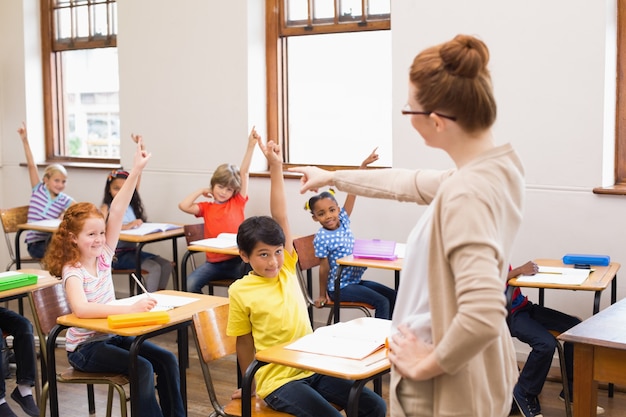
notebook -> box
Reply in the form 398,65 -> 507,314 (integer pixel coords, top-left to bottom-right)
352,239 -> 397,261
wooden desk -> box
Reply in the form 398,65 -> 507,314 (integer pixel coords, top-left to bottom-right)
119,226 -> 184,294
242,343 -> 389,417
334,255 -> 403,323
558,297 -> 626,417
45,290 -> 228,417
15,222 -> 185,294
0,269 -> 59,301
181,244 -> 239,291
507,259 -> 620,314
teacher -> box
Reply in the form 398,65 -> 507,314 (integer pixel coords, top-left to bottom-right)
290,34 -> 524,417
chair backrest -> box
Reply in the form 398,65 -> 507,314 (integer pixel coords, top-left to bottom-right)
29,282 -> 71,364
1,206 -> 30,266
184,223 -> 205,246
193,303 -> 235,363
292,235 -> 319,307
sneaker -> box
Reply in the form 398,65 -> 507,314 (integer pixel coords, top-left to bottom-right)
513,385 -> 543,417
10,388 -> 39,417
558,391 -> 605,415
0,403 -> 17,417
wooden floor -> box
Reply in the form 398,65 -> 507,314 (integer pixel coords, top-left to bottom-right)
4,295 -> 626,417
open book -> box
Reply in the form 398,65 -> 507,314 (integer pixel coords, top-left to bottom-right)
190,232 -> 238,249
285,317 -> 391,360
119,222 -> 181,236
107,293 -> 198,311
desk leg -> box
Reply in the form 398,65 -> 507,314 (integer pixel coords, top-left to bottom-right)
346,379 -> 369,417
572,343 -> 597,417
171,238 -> 179,291
333,266 -> 344,324
394,271 -> 400,291
242,360 -> 267,417
46,325 -> 66,417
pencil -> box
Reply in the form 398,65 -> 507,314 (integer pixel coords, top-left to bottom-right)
131,273 -> 154,299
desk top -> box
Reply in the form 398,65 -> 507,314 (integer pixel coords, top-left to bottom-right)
507,258 -> 620,292
186,244 -> 239,256
336,255 -> 403,271
18,222 -> 184,243
0,269 -> 60,299
56,290 -> 227,336
559,297 -> 626,349
255,342 -> 390,380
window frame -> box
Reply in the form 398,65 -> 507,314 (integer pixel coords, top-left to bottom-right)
40,0 -> 119,166
594,0 -> 626,194
265,0 -> 391,168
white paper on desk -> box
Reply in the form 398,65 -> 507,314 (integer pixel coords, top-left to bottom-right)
285,317 -> 391,360
28,219 -> 61,228
517,266 -> 590,285
107,293 -> 197,311
394,243 -> 406,259
119,222 -> 180,236
191,233 -> 238,248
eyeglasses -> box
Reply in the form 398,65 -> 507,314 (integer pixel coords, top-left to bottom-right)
401,104 -> 457,121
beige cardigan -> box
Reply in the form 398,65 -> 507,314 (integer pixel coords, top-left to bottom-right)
333,144 -> 524,416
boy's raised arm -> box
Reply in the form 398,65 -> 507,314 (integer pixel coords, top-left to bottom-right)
258,138 -> 293,254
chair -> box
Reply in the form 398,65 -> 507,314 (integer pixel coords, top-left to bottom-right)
29,283 -> 129,417
0,205 -> 41,271
191,304 -> 293,416
182,223 -> 236,294
292,235 -> 373,326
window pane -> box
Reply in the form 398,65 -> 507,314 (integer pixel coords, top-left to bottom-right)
285,0 -> 308,22
339,0 -> 362,19
368,0 -> 390,15
287,31 -> 391,166
58,48 -> 119,159
313,0 -> 334,20
55,6 -> 72,39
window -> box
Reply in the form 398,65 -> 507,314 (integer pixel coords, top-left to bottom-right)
41,0 -> 119,163
266,0 -> 392,167
615,0 -> 626,185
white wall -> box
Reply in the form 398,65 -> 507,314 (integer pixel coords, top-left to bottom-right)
1,0 -> 625,344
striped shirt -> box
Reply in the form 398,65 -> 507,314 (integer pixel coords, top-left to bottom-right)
26,182 -> 73,244
62,244 -> 116,352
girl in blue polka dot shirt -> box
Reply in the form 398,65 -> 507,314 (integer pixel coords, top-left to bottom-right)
308,149 -> 397,320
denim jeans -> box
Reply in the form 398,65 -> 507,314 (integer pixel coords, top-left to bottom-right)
264,373 -> 387,417
330,280 -> 397,319
27,239 -> 48,259
68,335 -> 184,417
186,257 -> 248,294
0,308 -> 37,398
508,302 -> 581,397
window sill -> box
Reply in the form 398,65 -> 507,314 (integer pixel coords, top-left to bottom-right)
592,185 -> 626,196
20,161 -> 122,170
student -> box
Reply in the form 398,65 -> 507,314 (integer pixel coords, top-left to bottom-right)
307,149 -> 396,320
42,139 -> 184,417
0,309 -> 39,417
178,127 -> 258,294
290,34 -> 524,416
101,135 -> 172,292
507,261 -> 604,417
226,136 -> 386,417
18,122 -> 75,259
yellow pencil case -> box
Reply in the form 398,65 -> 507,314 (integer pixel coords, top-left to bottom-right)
107,311 -> 170,329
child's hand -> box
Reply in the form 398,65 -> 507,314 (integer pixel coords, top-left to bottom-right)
258,138 -> 282,167
200,188 -> 213,199
360,147 -> 379,168
131,133 -> 145,150
131,296 -> 158,312
17,122 -> 28,141
314,295 -> 330,308
248,126 -> 260,147
132,137 -> 151,171
518,261 -> 538,276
